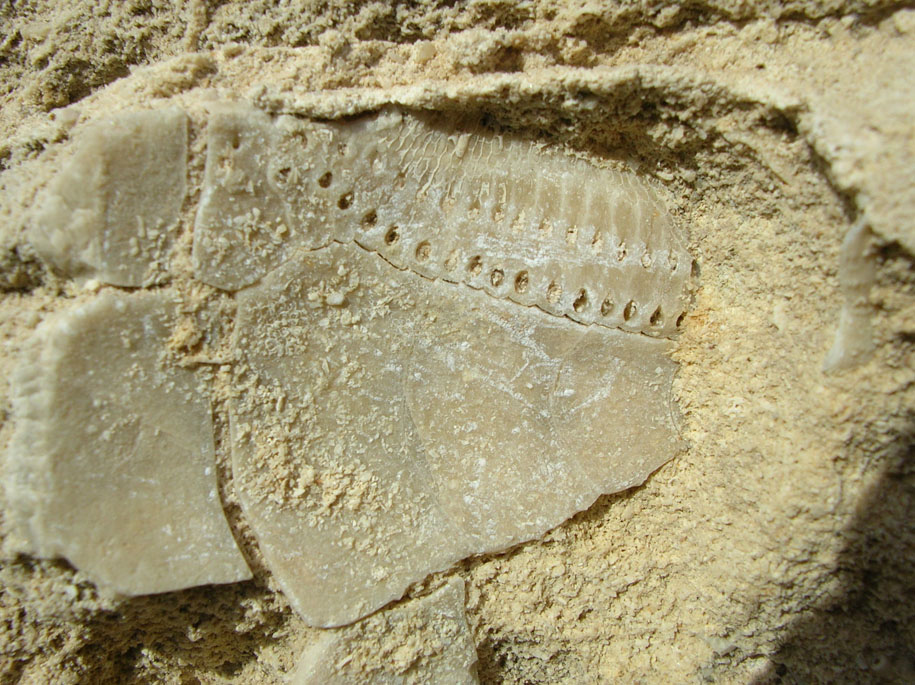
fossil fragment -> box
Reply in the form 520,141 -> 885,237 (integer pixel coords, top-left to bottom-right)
29,108 -> 187,287
194,105 -> 691,337
231,243 -> 682,626
4,99 -> 689,625
2,292 -> 251,595
824,219 -> 877,371
292,578 -> 478,684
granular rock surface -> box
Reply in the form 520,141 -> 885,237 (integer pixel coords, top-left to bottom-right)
1,2 -> 914,683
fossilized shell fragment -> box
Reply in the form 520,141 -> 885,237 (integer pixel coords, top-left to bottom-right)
824,219 -> 876,371
2,292 -> 251,595
29,108 -> 187,286
292,578 -> 478,684
231,243 -> 681,626
194,105 -> 690,337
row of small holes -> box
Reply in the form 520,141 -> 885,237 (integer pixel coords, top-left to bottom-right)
283,169 -> 685,284
310,170 -> 358,214
459,255 -> 673,326
249,156 -> 691,327
585,229 -> 681,274
275,168 -> 684,279
368,224 -> 684,329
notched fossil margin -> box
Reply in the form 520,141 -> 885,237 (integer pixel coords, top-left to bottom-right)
194,103 -> 692,338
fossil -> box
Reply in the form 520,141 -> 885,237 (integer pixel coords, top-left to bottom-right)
194,104 -> 691,337
29,108 -> 187,287
3,101 -> 690,625
231,242 -> 682,625
292,578 -> 478,684
824,219 -> 876,371
2,291 -> 251,595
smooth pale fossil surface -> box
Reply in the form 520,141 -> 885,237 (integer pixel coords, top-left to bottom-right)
232,243 -> 681,626
29,108 -> 187,287
2,292 -> 251,595
824,219 -> 876,371
194,105 -> 691,337
292,578 -> 478,684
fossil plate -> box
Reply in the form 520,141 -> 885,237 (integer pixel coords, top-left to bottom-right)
2,292 -> 251,595
824,219 -> 876,371
217,103 -> 690,626
5,98 -> 690,625
29,108 -> 187,287
194,104 -> 690,337
292,578 -> 478,684
231,242 -> 681,626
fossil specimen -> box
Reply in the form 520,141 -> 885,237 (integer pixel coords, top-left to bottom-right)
30,108 -> 187,287
231,241 -> 682,626
4,100 -> 690,625
3,292 -> 251,595
824,219 -> 876,371
194,105 -> 690,337
292,578 -> 478,684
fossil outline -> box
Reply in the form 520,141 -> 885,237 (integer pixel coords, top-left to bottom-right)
3,101 -> 692,627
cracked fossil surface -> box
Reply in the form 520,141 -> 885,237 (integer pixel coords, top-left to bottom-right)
2,100 -> 690,627
4,291 -> 251,594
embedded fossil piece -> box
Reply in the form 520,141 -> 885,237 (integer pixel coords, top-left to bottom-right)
231,243 -> 682,626
824,219 -> 877,371
29,108 -> 187,287
292,578 -> 478,684
194,105 -> 690,337
3,97 -> 689,624
2,292 -> 251,595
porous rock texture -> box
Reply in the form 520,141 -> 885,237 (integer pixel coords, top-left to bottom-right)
1,1 -> 914,683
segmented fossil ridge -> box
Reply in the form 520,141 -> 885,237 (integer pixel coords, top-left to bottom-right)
194,105 -> 691,337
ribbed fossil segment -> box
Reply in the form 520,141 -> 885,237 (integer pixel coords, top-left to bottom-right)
195,105 -> 690,337
292,578 -> 478,684
231,244 -> 681,626
30,108 -> 188,287
3,292 -> 251,595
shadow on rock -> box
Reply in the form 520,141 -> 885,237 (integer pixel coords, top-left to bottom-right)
753,420 -> 915,684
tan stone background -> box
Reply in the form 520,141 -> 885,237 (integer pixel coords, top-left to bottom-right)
1,1 -> 914,683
